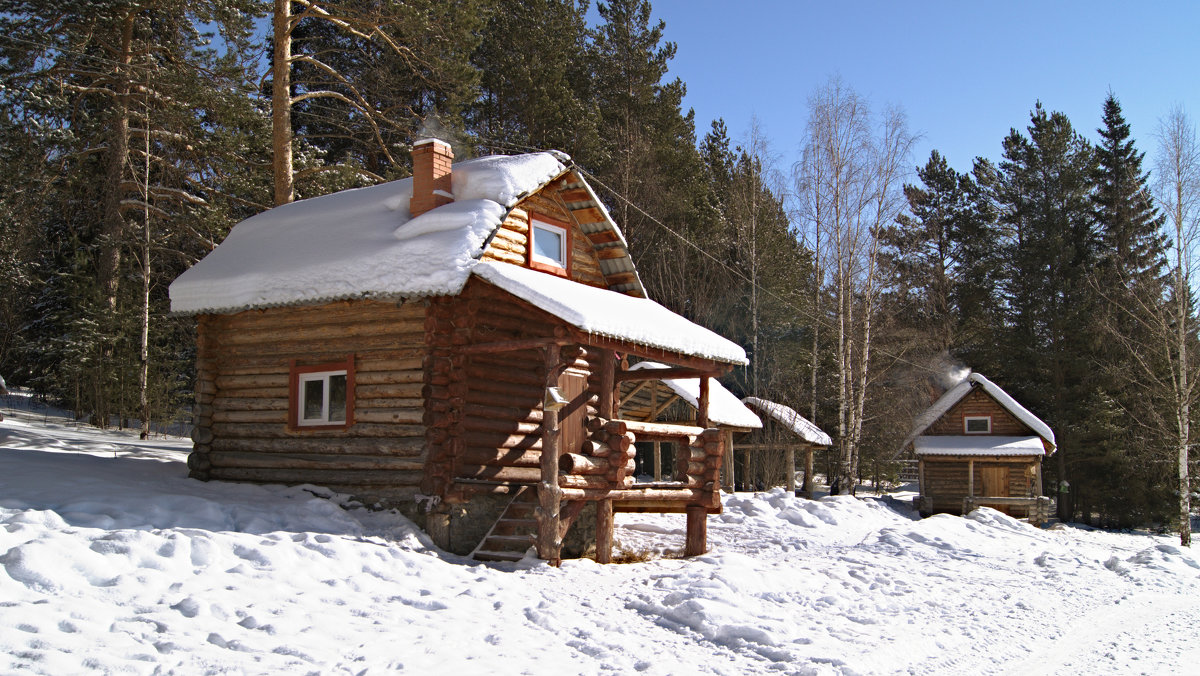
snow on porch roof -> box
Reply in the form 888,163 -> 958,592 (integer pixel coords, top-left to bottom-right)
899,373 -> 1056,455
472,261 -> 748,366
913,435 -> 1047,457
169,152 -> 570,315
741,397 -> 833,447
627,361 -> 762,430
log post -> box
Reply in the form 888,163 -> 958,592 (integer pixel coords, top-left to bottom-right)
596,498 -> 613,564
697,376 -> 709,428
685,504 -> 707,556
786,444 -> 796,496
537,344 -> 563,565
968,459 -> 975,501
653,441 -> 662,481
741,448 -> 751,491
723,430 -> 735,492
598,348 -> 615,419
803,448 -> 814,497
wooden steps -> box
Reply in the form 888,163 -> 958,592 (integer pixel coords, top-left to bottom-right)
470,486 -> 538,562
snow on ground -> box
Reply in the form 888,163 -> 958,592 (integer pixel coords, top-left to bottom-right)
2,400 -> 1199,674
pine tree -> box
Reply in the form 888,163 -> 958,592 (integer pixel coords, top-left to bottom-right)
983,103 -> 1103,520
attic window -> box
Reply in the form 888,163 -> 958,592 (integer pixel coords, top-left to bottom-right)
964,416 -> 991,434
290,356 -> 355,430
529,215 -> 570,276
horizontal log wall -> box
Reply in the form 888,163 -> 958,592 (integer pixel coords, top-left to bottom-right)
926,389 -> 1034,437
921,456 -> 1040,514
192,300 -> 429,503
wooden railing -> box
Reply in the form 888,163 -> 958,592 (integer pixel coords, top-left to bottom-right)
556,417 -> 724,502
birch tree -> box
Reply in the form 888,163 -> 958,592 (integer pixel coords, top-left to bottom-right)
1154,106 -> 1200,546
795,78 -> 913,494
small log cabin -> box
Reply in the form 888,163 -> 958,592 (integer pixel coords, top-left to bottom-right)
169,139 -> 748,564
896,373 -> 1056,524
739,398 -> 832,496
616,361 -> 762,486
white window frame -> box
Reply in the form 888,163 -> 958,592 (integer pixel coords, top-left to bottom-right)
297,369 -> 348,426
530,218 -> 568,269
963,415 -> 991,434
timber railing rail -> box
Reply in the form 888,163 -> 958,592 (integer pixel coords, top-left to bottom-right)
558,417 -> 725,504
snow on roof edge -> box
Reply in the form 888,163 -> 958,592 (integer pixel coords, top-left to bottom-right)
742,397 -> 832,446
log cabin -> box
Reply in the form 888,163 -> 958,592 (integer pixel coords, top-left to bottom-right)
895,373 -> 1056,524
739,398 -> 832,496
616,361 -> 761,488
169,139 -> 748,564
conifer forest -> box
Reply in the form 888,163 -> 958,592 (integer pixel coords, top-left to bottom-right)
1,0 -> 1196,539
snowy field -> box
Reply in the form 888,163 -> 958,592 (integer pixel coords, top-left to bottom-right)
2,395 -> 1199,675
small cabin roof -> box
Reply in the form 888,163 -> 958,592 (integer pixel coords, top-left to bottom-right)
913,435 -> 1047,457
624,361 -> 761,429
169,151 -> 645,315
475,264 -> 746,365
741,397 -> 832,447
901,373 -> 1056,453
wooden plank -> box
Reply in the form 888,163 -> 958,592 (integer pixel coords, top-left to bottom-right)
585,230 -> 621,245
616,367 -> 726,382
571,206 -> 606,224
558,188 -> 591,203
596,247 -> 627,260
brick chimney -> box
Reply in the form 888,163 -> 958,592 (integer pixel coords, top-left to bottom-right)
410,138 -> 454,217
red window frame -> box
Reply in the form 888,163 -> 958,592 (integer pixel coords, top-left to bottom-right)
288,354 -> 355,431
527,213 -> 572,278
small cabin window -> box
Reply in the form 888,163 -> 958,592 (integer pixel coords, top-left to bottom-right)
964,416 -> 991,434
529,216 -> 570,275
299,371 -> 347,425
290,356 -> 355,429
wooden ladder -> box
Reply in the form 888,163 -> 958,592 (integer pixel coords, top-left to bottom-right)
469,486 -> 538,562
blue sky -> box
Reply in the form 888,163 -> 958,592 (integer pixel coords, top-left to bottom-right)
639,0 -> 1200,176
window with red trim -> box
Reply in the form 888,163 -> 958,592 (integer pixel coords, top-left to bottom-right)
289,356 -> 355,430
528,214 -> 571,277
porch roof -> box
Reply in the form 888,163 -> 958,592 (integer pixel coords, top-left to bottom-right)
913,435 -> 1047,457
472,261 -> 748,365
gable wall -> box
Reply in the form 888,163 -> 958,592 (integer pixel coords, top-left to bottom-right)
189,300 -> 429,511
926,388 -> 1033,436
480,189 -> 608,288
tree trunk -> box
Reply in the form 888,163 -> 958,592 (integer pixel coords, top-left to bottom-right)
272,0 -> 294,205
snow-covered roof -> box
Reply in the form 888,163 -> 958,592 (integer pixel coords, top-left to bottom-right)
473,262 -> 747,365
741,397 -> 833,447
170,153 -> 571,315
626,362 -> 762,429
913,435 -> 1047,457
900,373 -> 1056,454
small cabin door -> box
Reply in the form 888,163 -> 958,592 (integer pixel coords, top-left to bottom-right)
557,370 -> 588,455
980,466 -> 1009,497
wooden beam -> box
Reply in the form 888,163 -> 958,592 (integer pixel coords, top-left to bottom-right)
650,394 -> 681,420
558,188 -> 591,203
585,230 -> 621,245
653,441 -> 662,482
618,380 -> 652,409
571,206 -> 607,224
722,430 -> 735,493
616,367 -> 726,382
697,376 -> 710,429
596,247 -> 628,260
602,272 -> 639,286
803,448 -> 814,496
596,499 -> 613,564
621,419 -> 705,438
